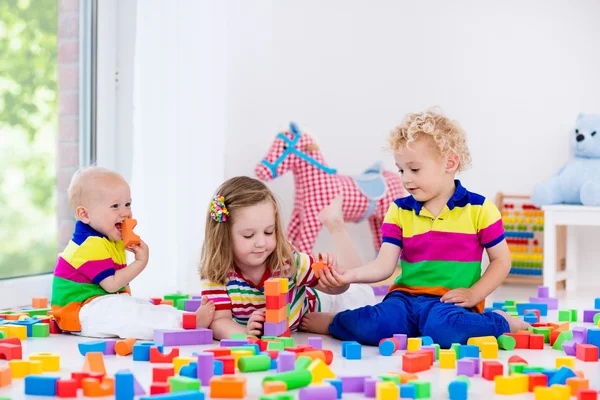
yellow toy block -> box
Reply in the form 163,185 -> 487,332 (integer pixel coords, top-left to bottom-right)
439,350 -> 456,369
29,352 -> 60,372
494,374 -> 528,395
467,336 -> 497,347
376,381 -> 399,400
407,338 -> 422,352
555,356 -> 575,369
481,342 -> 498,359
173,356 -> 197,374
534,384 -> 570,400
29,360 -> 43,375
4,325 -> 27,340
231,351 -> 253,369
8,360 -> 30,378
307,359 -> 335,383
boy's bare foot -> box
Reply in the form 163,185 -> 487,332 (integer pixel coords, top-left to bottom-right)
196,296 -> 215,328
318,195 -> 344,231
299,312 -> 335,335
493,310 -> 530,333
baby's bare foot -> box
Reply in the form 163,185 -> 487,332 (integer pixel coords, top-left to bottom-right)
318,195 -> 344,231
299,312 -> 335,335
196,296 -> 215,328
494,309 -> 530,333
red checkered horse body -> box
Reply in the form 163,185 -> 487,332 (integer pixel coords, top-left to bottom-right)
255,123 -> 406,254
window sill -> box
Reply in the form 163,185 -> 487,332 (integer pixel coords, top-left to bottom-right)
0,273 -> 53,310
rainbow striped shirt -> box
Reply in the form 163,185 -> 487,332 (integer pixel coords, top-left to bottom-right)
51,221 -> 130,332
382,180 -> 504,313
200,250 -> 320,332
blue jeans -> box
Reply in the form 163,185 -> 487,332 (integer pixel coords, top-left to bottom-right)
328,290 -> 509,349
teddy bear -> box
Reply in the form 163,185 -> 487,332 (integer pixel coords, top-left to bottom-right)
532,113 -> 600,207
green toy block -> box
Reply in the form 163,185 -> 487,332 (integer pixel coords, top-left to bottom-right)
31,323 -> 49,338
263,369 -> 312,390
259,394 -> 294,400
503,306 -> 517,314
498,335 -> 516,350
267,341 -> 284,351
175,299 -> 187,311
261,336 -> 278,341
278,337 -> 294,348
231,333 -> 254,340
570,309 -> 578,322
295,356 -> 312,370
558,310 -> 571,322
522,366 -> 544,373
454,375 -> 470,388
594,313 -> 600,325
163,293 -> 190,303
0,331 -> 5,339
411,381 -> 431,399
167,376 -> 200,392
451,343 -> 461,357
552,331 -> 573,351
508,311 -> 519,317
22,309 -> 51,317
379,374 -> 401,384
432,343 -> 440,360
532,327 -> 551,343
504,300 -> 516,306
509,363 -> 527,374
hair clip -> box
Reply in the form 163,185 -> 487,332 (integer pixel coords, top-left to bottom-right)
210,195 -> 229,223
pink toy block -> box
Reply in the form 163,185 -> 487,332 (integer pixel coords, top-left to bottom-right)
153,329 -> 212,346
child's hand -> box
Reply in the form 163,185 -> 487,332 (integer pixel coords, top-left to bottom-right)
313,252 -> 336,267
247,310 -> 265,336
127,240 -> 149,265
318,266 -> 354,288
440,288 -> 479,308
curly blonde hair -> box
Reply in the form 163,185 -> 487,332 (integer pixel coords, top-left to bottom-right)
388,108 -> 472,171
199,176 -> 295,285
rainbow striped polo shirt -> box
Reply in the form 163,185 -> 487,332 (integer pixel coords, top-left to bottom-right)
51,221 -> 130,332
382,180 -> 504,313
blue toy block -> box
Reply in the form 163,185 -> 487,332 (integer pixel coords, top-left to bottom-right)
140,390 -> 205,400
540,368 -> 557,381
378,340 -> 395,356
243,343 -> 260,354
399,383 -> 417,399
448,380 -> 468,400
484,307 -> 494,313
418,336 -> 433,346
492,302 -> 505,310
516,303 -> 548,316
213,360 -> 223,376
180,362 -> 198,378
6,318 -> 40,337
587,328 -> 600,348
133,342 -> 163,361
24,376 -> 60,396
115,371 -> 134,400
270,358 -> 277,370
524,312 -> 538,324
324,379 -> 343,399
345,342 -> 362,360
78,340 -> 107,356
341,341 -> 354,357
548,366 -> 576,386
595,298 -> 600,309
458,345 -> 479,359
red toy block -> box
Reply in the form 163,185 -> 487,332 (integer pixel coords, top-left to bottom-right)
402,352 -> 431,373
527,373 -> 548,391
150,346 -> 179,363
0,337 -> 22,346
121,217 -> 141,247
71,372 -> 103,388
578,389 -> 598,400
150,382 -> 170,395
0,343 -> 22,360
56,378 -> 78,398
182,313 -> 196,329
257,339 -> 268,352
284,345 -> 313,354
215,355 -> 235,374
280,328 -> 291,338
204,348 -> 231,357
529,334 -> 545,350
508,355 -> 528,365
266,293 -> 287,309
482,361 -> 503,381
505,333 -> 530,349
50,320 -> 62,334
412,350 -> 434,366
532,322 -> 550,328
524,309 -> 541,322
150,298 -> 162,305
550,330 -> 561,346
576,344 -> 599,362
265,350 -> 279,360
152,366 -> 175,382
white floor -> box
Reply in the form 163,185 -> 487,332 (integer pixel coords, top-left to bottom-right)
1,284 -> 599,399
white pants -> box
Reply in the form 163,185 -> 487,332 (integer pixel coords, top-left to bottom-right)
318,283 -> 377,313
79,294 -> 183,340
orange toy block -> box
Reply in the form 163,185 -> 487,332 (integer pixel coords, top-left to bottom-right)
83,352 -> 106,374
115,338 -> 136,356
264,278 -> 288,296
150,346 -> 180,363
263,381 -> 286,394
567,377 -> 589,395
82,376 -> 114,397
0,366 -> 12,387
402,352 -> 431,373
121,217 -> 141,247
266,307 -> 287,323
210,376 -> 247,398
160,300 -> 174,306
31,297 -> 48,309
296,350 -> 334,365
311,262 -> 329,278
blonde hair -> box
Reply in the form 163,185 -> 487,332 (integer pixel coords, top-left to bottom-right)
388,108 -> 472,171
199,176 -> 294,285
67,166 -> 127,213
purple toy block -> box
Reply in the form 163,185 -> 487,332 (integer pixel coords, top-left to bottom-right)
219,339 -> 249,347
371,285 -> 390,296
461,357 -> 480,374
421,345 -> 437,362
103,339 -> 117,355
307,337 -> 323,349
185,299 -> 202,312
364,378 -> 380,398
196,352 -> 214,387
339,375 -> 368,392
153,328 -> 213,346
191,296 -> 203,299
538,286 -> 549,299
277,351 -> 295,373
457,359 -> 476,377
393,334 -> 408,350
584,310 -> 600,323
562,340 -> 577,356
529,296 -> 559,310
264,320 -> 287,337
573,327 -> 588,344
299,384 -> 338,400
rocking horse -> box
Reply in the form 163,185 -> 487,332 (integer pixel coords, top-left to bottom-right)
255,122 -> 406,254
